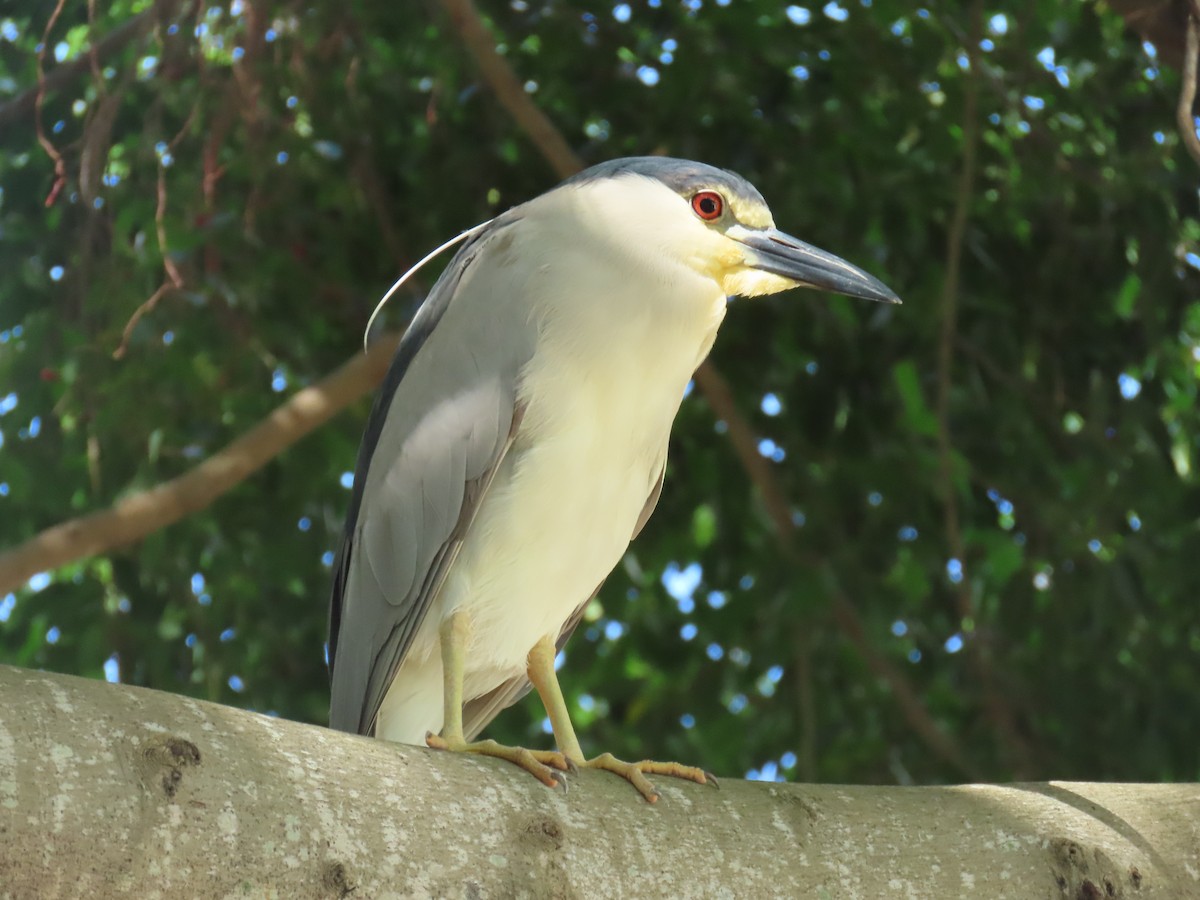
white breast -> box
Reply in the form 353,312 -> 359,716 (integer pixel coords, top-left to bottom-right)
459,249 -> 725,680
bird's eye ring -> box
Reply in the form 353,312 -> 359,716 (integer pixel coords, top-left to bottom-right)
691,191 -> 724,221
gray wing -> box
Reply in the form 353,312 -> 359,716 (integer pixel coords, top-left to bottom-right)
461,465 -> 666,741
328,214 -> 534,736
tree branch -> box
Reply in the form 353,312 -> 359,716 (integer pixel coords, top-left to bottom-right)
932,0 -> 1034,775
0,1 -> 181,130
438,0 -> 583,179
0,335 -> 400,595
2,665 -> 1194,898
695,301 -> 980,781
1178,0 -> 1200,166
934,0 -> 980,656
1110,0 -> 1192,71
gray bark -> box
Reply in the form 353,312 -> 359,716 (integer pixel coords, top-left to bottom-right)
0,665 -> 1197,899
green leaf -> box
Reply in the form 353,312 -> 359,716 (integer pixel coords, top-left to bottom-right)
692,503 -> 717,548
892,360 -> 938,437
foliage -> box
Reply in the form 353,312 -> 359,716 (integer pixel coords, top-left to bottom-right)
1,0 -> 1198,786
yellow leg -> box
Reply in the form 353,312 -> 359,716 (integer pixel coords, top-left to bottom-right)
426,612 -> 571,788
526,636 -> 717,803
526,636 -> 585,760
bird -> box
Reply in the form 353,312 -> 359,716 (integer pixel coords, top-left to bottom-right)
327,157 -> 899,801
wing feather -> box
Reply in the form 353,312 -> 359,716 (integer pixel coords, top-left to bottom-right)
328,214 -> 533,735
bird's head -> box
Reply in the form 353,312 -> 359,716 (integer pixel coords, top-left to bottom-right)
560,157 -> 900,305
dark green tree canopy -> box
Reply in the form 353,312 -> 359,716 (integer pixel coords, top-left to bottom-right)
1,0 -> 1197,787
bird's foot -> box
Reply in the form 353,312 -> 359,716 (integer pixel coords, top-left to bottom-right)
579,752 -> 718,803
426,732 -> 575,790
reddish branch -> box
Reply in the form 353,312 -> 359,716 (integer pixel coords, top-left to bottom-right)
0,1 -> 181,130
34,0 -> 70,207
114,165 -> 188,359
0,335 -> 400,596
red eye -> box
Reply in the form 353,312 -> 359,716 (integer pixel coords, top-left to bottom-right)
691,191 -> 724,220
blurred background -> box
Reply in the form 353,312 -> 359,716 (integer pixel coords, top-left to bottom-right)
1,0 -> 1198,786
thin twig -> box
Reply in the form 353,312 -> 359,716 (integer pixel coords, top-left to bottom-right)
86,0 -> 107,91
155,163 -> 186,289
0,3 -> 176,129
934,0 -> 1034,775
934,1 -> 979,630
352,151 -> 413,271
691,365 -> 793,536
115,161 -> 188,357
793,629 -> 817,782
113,282 -> 172,360
0,334 -> 403,595
1178,1 -> 1200,167
823,571 -> 982,780
34,0 -> 70,207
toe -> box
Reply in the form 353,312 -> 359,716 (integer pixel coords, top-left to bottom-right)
630,773 -> 661,804
637,760 -> 711,786
511,748 -> 563,789
533,750 -> 573,772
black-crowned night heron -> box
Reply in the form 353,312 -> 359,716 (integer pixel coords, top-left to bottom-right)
328,157 -> 898,801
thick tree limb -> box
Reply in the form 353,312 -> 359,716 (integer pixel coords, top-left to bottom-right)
1,665 -> 1196,898
0,335 -> 400,595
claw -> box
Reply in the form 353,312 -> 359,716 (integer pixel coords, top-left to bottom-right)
579,752 -> 711,803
